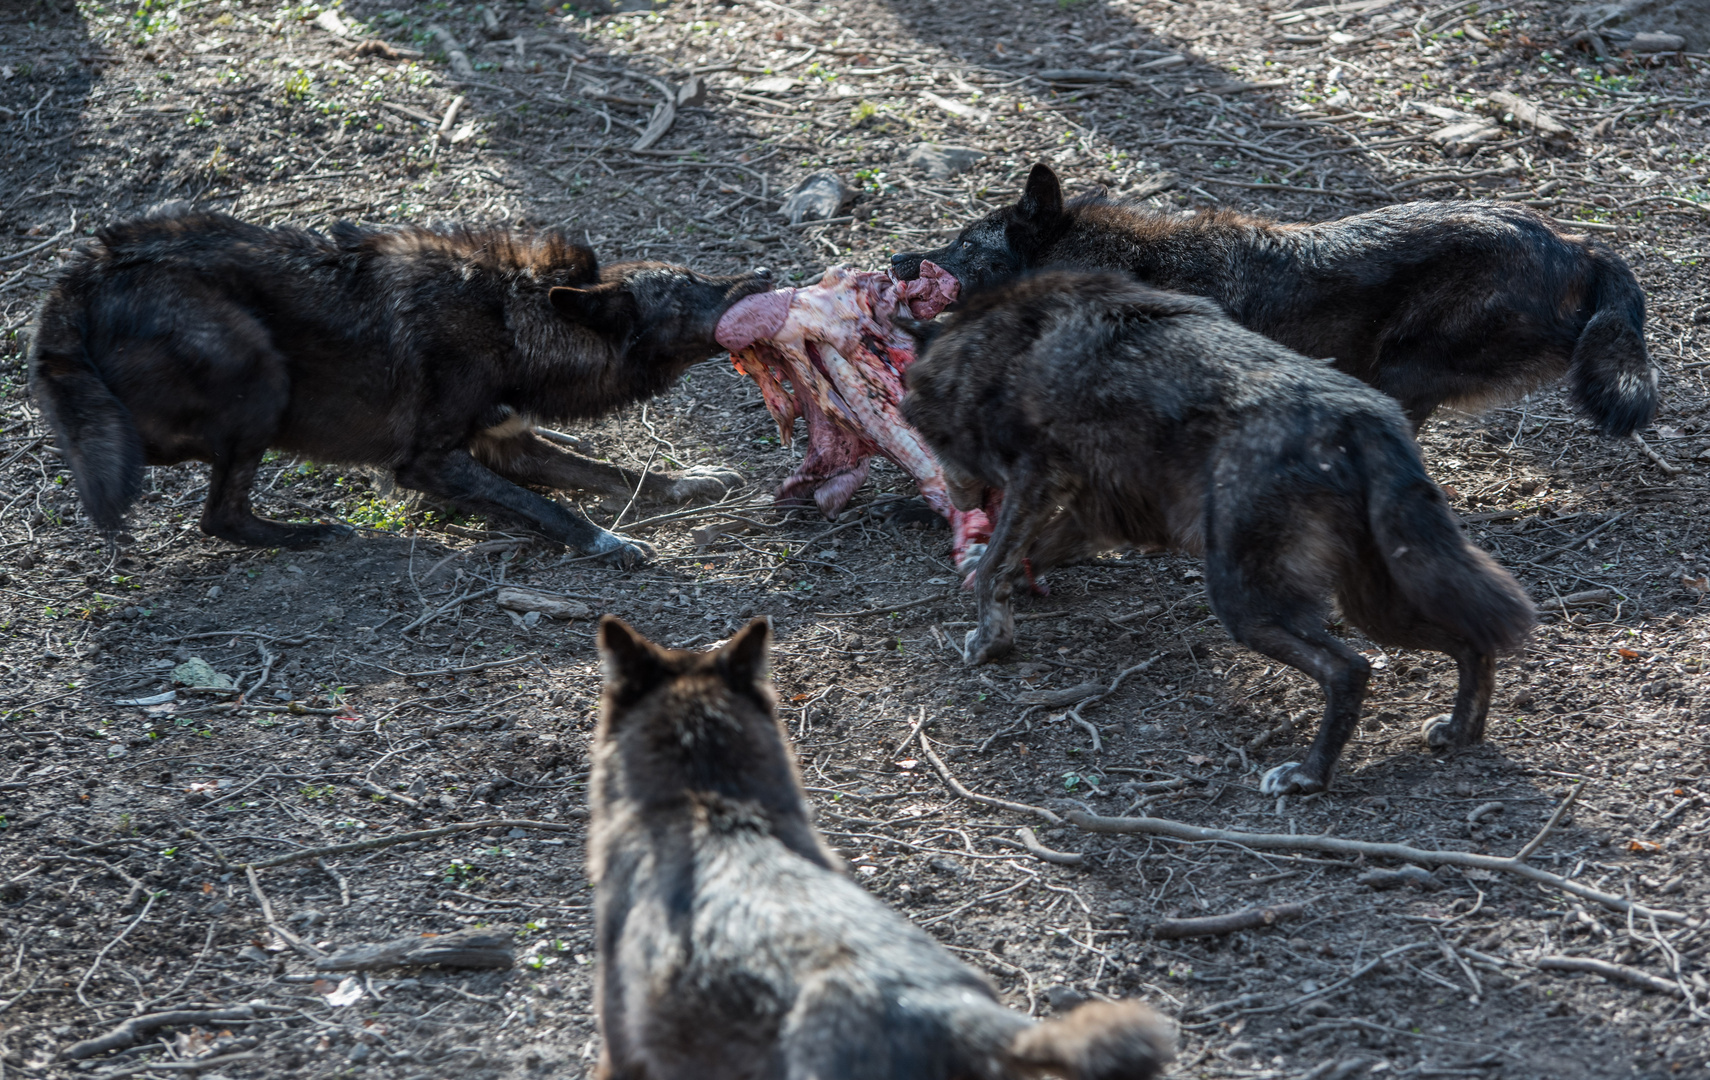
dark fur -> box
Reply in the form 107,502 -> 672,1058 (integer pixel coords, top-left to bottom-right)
28,205 -> 771,562
899,272 -> 1537,795
894,164 -> 1655,437
590,616 -> 1175,1080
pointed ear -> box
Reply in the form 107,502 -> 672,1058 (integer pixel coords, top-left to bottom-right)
599,616 -> 667,698
1016,163 -> 1064,226
550,283 -> 639,339
716,617 -> 771,689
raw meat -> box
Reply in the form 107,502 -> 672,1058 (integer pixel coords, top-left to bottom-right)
716,261 -> 991,569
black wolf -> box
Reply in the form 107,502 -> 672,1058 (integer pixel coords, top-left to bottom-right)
893,163 -> 1655,437
590,615 -> 1176,1080
899,272 -> 1536,795
28,206 -> 772,564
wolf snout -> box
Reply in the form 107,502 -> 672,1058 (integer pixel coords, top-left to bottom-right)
890,251 -> 924,280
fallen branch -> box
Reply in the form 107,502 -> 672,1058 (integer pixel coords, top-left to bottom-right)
315,928 -> 514,972
244,817 -> 580,870
1632,434 -> 1684,476
1150,902 -> 1306,940
920,734 -> 1061,825
400,651 -> 540,679
1012,826 -> 1085,866
1537,956 -> 1689,997
61,1007 -> 257,1060
247,865 -> 324,959
1067,794 -> 1687,925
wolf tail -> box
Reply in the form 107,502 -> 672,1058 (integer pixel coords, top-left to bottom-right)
1364,429 -> 1534,655
1570,247 -> 1655,438
1007,1000 -> 1176,1080
28,328 -> 145,535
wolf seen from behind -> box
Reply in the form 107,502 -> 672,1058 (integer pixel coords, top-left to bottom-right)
894,164 -> 1655,438
589,614 -> 1175,1080
29,205 -> 772,564
900,272 -> 1536,796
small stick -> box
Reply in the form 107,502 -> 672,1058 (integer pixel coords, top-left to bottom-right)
1632,434 -> 1684,476
246,865 -> 324,958
244,817 -> 580,870
1012,826 -> 1085,866
892,705 -> 930,757
436,93 -> 465,149
920,733 -> 1061,825
60,1007 -> 259,1061
1511,783 -> 1580,863
1150,902 -> 1305,940
397,585 -> 502,636
74,891 -> 156,1009
316,857 -> 352,907
1537,956 -> 1688,996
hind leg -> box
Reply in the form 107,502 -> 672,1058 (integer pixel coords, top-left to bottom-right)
1236,622 -> 1371,795
1421,644 -> 1496,751
201,449 -> 352,548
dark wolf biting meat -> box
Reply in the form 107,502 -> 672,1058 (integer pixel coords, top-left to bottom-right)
894,163 -> 1656,437
589,614 -> 1176,1080
29,205 -> 770,564
900,271 -> 1536,795
715,260 -> 994,569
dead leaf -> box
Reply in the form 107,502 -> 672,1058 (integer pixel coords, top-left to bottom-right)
1627,839 -> 1665,854
790,692 -> 811,702
1682,575 -> 1708,594
1187,754 -> 1212,766
1617,648 -> 1641,661
895,759 -> 919,771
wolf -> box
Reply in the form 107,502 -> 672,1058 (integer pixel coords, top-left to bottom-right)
892,163 -> 1655,437
899,272 -> 1536,795
589,615 -> 1176,1080
28,206 -> 772,564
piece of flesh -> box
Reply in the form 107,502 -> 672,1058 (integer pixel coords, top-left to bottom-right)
717,261 -> 991,568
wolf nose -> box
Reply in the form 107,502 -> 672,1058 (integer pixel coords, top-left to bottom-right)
753,266 -> 772,280
890,253 -> 910,266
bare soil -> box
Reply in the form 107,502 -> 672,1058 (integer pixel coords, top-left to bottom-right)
2,1 -> 1708,1078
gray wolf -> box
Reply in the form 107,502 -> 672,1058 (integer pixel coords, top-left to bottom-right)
899,271 -> 1536,795
29,206 -> 771,564
893,163 -> 1655,437
589,614 -> 1176,1079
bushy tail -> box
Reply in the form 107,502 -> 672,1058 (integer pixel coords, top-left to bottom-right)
1365,430 -> 1534,655
1571,248 -> 1655,438
28,337 -> 144,535
1008,1001 -> 1176,1080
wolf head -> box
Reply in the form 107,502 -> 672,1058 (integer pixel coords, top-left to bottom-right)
591,616 -> 838,868
550,262 -> 775,372
890,163 -> 1067,290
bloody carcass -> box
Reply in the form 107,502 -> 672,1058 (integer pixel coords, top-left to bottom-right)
714,261 -> 993,569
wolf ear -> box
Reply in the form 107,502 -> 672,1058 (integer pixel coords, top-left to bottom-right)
716,617 -> 771,689
550,283 -> 639,339
1016,164 -> 1064,226
599,616 -> 667,697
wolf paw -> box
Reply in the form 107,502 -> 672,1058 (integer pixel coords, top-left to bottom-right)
667,466 -> 743,503
961,628 -> 1013,666
592,531 -> 655,568
1422,713 -> 1462,750
1259,763 -> 1326,796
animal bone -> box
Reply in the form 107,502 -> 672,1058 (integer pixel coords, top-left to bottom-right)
717,261 -> 992,569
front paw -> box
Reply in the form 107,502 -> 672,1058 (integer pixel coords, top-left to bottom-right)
667,466 -> 743,503
592,531 -> 655,568
962,627 -> 1013,666
1259,762 -> 1327,796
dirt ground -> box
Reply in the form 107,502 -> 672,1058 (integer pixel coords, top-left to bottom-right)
2,0 -> 1709,1077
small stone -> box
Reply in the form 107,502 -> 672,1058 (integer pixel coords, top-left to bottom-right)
172,657 -> 235,690
777,171 -> 852,226
1630,31 -> 1685,53
1045,985 -> 1086,1012
903,143 -> 986,179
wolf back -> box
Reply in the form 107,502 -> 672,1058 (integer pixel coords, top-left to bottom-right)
28,205 -> 770,562
900,271 -> 1535,795
894,164 -> 1655,438
589,616 -> 1176,1080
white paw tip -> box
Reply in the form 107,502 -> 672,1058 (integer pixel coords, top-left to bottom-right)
1259,763 -> 1302,796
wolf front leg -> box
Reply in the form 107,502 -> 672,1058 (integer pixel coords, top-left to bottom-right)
963,467 -> 1052,666
395,449 -> 654,567
472,428 -> 742,503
